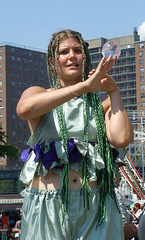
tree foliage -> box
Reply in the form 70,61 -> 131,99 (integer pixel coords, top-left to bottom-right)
0,126 -> 20,159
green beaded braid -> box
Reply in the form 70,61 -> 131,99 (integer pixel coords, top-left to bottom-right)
46,29 -> 117,226
90,93 -> 116,226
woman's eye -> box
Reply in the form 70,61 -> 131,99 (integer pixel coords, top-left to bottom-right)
60,50 -> 68,55
75,49 -> 82,54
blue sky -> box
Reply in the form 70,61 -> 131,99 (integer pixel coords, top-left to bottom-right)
1,0 -> 145,51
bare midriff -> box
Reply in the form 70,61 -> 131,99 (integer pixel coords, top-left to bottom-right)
29,168 -> 98,191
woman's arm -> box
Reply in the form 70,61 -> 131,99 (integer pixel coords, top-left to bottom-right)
104,87 -> 134,147
16,55 -> 116,121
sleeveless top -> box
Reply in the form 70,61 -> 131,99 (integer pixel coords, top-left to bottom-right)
19,96 -> 106,185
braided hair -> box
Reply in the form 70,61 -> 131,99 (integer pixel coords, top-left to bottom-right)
46,29 -> 116,226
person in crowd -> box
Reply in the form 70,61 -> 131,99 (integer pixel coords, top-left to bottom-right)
1,210 -> 9,230
134,203 -> 142,221
12,209 -> 22,240
6,228 -> 15,240
137,203 -> 145,240
17,29 -> 133,240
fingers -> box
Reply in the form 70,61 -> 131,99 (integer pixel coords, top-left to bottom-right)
98,54 -> 117,73
88,69 -> 96,78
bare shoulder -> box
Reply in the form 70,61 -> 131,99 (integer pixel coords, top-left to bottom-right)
20,86 -> 48,99
100,94 -> 111,114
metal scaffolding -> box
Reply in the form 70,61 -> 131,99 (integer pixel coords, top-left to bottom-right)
119,110 -> 145,200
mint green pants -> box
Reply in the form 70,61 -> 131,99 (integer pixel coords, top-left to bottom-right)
20,188 -> 124,240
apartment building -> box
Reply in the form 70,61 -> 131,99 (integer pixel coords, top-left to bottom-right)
0,43 -> 48,167
87,28 -> 145,114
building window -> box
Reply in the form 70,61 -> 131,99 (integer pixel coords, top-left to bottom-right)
18,131 -> 22,137
11,48 -> 15,53
0,48 -> 1,53
18,90 -> 21,96
17,66 -> 21,71
11,72 -> 15,78
140,68 -> 144,73
12,106 -> 15,112
18,140 -> 22,145
23,59 -> 27,64
23,50 -> 27,56
18,123 -> 22,128
35,61 -> 38,66
0,56 -> 2,60
17,82 -> 21,87
11,56 -> 15,61
12,131 -> 16,136
141,102 -> 145,107
0,157 -> 3,162
140,59 -> 144,65
141,93 -> 145,98
139,51 -> 144,57
17,57 -> 21,62
0,89 -> 2,93
12,122 -> 16,128
140,85 -> 145,90
24,123 -> 28,129
0,64 -> 2,69
11,81 -> 15,86
17,49 -> 20,55
140,76 -> 144,82
17,73 -> 21,79
0,114 -> 2,119
0,81 -> 2,85
12,114 -> 16,119
0,98 -> 2,102
0,72 -> 2,77
29,52 -> 32,57
139,43 -> 144,48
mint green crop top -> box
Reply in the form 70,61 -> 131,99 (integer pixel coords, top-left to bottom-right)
20,96 -> 105,184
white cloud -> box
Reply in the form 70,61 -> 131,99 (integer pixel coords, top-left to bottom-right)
138,22 -> 145,40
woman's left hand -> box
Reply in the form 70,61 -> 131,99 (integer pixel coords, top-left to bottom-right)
88,70 -> 118,93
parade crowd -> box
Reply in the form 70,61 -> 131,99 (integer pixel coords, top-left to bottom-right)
0,209 -> 21,240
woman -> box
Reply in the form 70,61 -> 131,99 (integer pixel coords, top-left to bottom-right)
17,29 -> 133,240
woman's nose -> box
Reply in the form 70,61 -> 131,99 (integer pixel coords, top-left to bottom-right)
68,50 -> 76,59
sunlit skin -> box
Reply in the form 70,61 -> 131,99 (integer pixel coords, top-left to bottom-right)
57,38 -> 84,86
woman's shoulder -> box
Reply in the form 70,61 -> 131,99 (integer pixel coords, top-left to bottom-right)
21,86 -> 49,98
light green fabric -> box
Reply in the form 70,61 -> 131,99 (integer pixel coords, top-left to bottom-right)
20,96 -> 105,185
21,188 -> 125,240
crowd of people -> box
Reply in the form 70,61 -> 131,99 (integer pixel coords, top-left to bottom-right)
0,209 -> 22,240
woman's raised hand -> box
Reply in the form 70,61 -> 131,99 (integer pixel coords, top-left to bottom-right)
86,55 -> 117,93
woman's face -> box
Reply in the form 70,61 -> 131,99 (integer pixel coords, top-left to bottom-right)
56,37 -> 84,86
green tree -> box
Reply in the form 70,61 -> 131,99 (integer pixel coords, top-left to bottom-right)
0,126 -> 20,159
